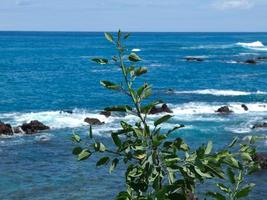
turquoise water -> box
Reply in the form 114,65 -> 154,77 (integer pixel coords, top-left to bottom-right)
0,32 -> 267,199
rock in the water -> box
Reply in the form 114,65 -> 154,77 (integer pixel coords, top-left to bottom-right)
13,126 -> 23,134
215,106 -> 233,114
21,120 -> 50,134
100,111 -> 111,118
149,104 -> 173,114
244,59 -> 257,64
60,110 -> 73,114
185,57 -> 204,62
256,56 -> 267,61
241,104 -> 249,111
84,118 -> 104,125
0,122 -> 13,135
251,122 -> 267,129
253,153 -> 267,169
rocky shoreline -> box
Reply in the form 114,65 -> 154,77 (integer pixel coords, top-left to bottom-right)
1,103 -> 267,170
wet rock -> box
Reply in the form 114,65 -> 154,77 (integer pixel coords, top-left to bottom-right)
166,89 -> 175,94
244,59 -> 257,64
21,120 -> 50,134
100,111 -> 111,118
60,110 -> 73,114
13,126 -> 23,134
149,104 -> 173,114
215,106 -> 233,114
241,104 -> 249,111
185,57 -> 204,62
84,118 -> 104,125
256,56 -> 267,61
0,122 -> 13,135
253,152 -> 267,169
251,122 -> 267,129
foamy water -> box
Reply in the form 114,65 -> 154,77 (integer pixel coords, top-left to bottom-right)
174,89 -> 267,96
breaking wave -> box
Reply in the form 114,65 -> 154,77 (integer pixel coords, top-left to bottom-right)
174,89 -> 267,96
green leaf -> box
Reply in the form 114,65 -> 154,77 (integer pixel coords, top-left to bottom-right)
78,149 -> 91,161
204,164 -> 225,179
96,156 -> 110,167
140,100 -> 163,114
236,184 -> 255,199
71,133 -> 81,143
194,166 -> 212,178
228,136 -> 238,148
134,67 -> 147,76
112,132 -> 122,147
94,142 -> 106,152
104,32 -> 114,43
205,141 -> 213,155
72,147 -> 82,155
109,158 -> 119,173
241,152 -> 252,161
224,156 -> 240,169
128,53 -> 142,62
226,167 -> 236,184
92,58 -> 108,65
216,183 -> 230,193
104,105 -> 132,112
116,191 -> 131,200
154,115 -> 172,126
166,125 -> 185,135
124,33 -> 130,40
100,80 -> 120,90
206,192 -> 226,200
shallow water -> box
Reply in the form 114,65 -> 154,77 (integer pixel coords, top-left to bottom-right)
1,32 -> 267,199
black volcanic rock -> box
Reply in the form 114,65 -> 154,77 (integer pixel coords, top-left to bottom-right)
21,120 -> 50,134
251,122 -> 267,129
84,118 -> 104,125
185,57 -> 204,62
241,104 -> 249,111
215,106 -> 233,114
0,122 -> 13,135
244,59 -> 257,64
100,111 -> 111,118
253,153 -> 267,169
149,104 -> 173,114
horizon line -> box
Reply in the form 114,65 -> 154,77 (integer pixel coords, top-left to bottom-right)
0,30 -> 267,33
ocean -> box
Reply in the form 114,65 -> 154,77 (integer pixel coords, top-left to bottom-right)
0,32 -> 267,199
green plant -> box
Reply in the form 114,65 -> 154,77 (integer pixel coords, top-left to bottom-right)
72,31 -> 259,200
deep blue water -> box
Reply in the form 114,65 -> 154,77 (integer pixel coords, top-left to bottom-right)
1,32 -> 267,199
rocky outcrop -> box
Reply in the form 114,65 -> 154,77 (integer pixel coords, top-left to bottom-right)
149,104 -> 173,114
251,122 -> 267,129
0,122 -> 13,135
244,59 -> 257,64
256,56 -> 267,61
84,118 -> 104,125
21,120 -> 50,134
241,104 -> 249,111
253,153 -> 267,169
215,106 -> 233,114
60,110 -> 73,114
100,111 -> 111,118
185,57 -> 204,62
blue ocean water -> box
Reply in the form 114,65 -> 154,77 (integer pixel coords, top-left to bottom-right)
0,32 -> 267,199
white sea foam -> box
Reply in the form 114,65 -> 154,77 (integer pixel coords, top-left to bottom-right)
171,102 -> 267,115
181,44 -> 233,50
132,48 -> 141,52
1,102 -> 267,132
1,109 -> 113,129
174,89 -> 267,96
236,41 -> 264,48
236,41 -> 267,51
